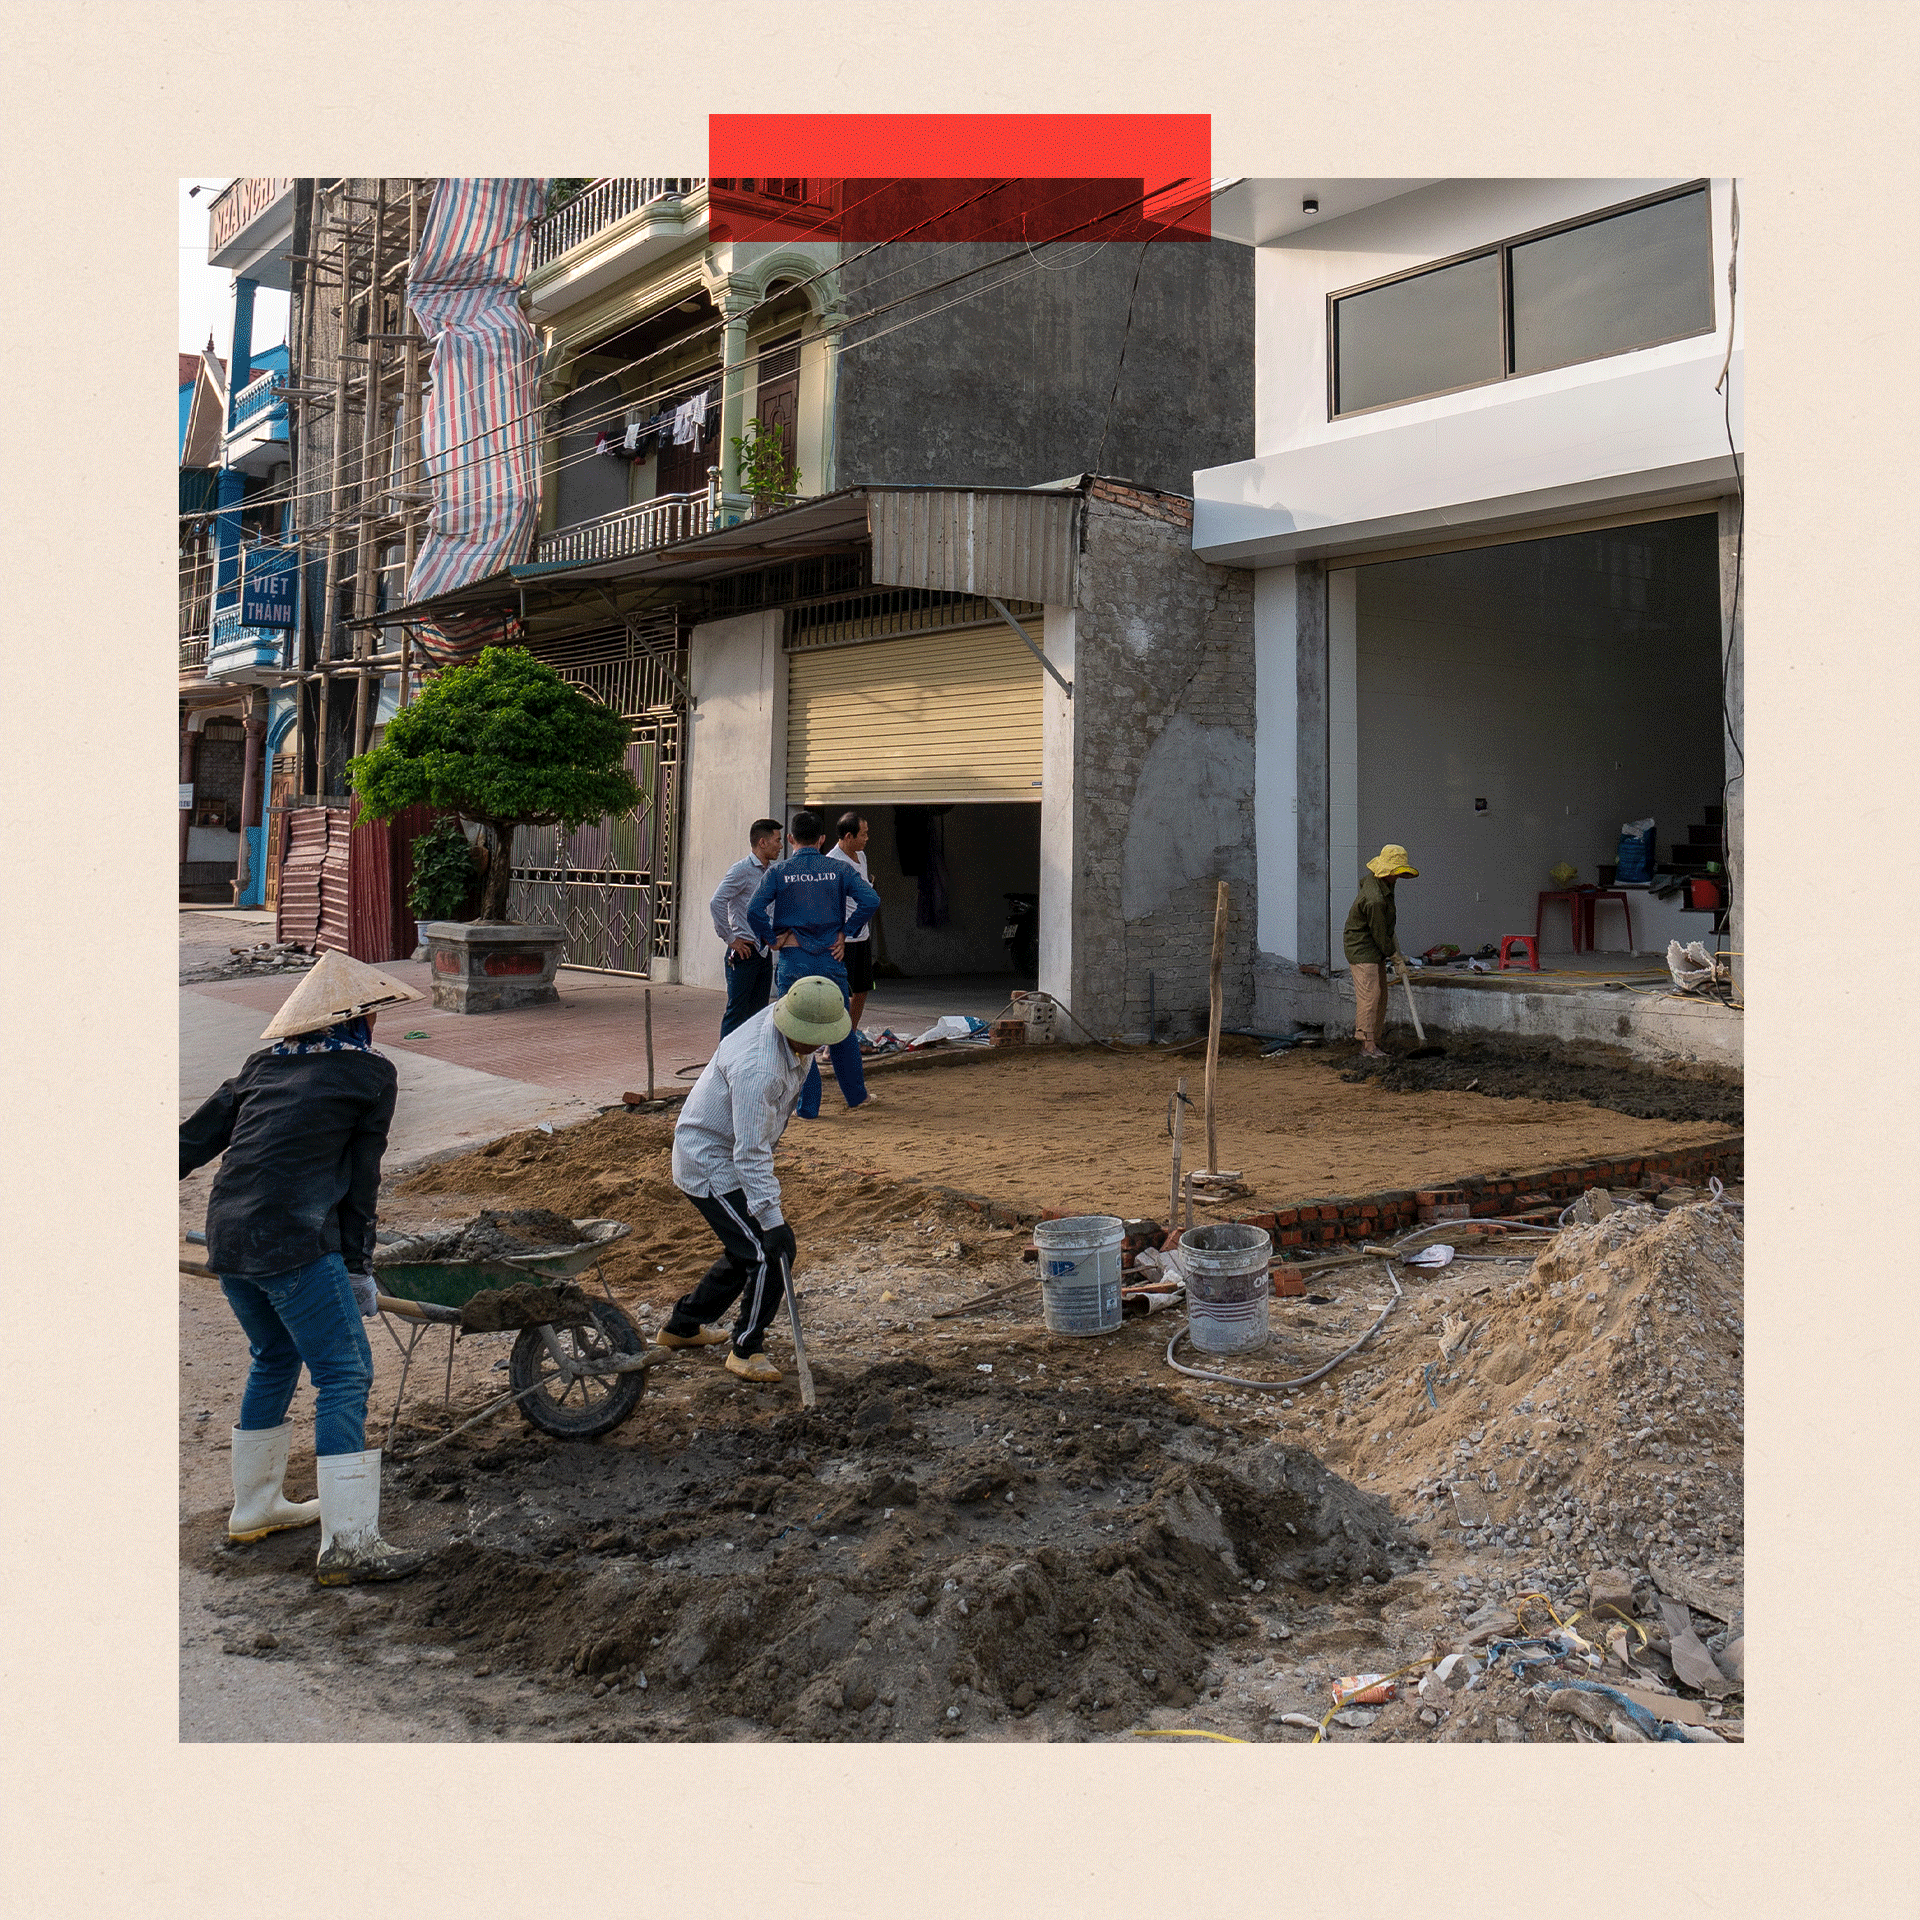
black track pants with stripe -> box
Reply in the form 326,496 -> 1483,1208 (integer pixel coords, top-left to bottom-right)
668,1189 -> 793,1355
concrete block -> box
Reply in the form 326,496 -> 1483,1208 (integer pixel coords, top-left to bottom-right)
420,921 -> 563,1014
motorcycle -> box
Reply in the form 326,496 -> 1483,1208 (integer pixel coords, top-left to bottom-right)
1002,891 -> 1039,979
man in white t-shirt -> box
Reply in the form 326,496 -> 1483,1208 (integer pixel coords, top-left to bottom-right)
824,809 -> 876,1034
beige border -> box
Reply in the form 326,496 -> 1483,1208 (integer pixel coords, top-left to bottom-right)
5,1 -> 1917,1912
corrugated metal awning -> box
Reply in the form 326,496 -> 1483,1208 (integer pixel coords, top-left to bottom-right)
365,483 -> 1084,627
868,487 -> 1078,606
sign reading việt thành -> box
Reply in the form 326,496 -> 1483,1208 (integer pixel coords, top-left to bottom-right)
241,558 -> 297,629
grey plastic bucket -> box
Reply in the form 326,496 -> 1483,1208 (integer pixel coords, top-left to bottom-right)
1179,1222 -> 1273,1353
1034,1214 -> 1124,1336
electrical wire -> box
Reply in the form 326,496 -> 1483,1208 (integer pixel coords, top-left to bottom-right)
1094,239 -> 1151,473
188,171 -> 1245,537
183,174 -> 1160,529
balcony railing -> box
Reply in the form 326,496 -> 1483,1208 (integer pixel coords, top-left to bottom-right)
230,370 -> 282,429
529,179 -> 702,270
208,177 -> 295,260
534,491 -> 712,566
180,636 -> 210,672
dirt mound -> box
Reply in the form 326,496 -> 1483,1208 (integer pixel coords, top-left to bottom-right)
348,1364 -> 1417,1741
1305,1201 -> 1744,1573
459,1282 -> 595,1332
1345,1039 -> 1742,1125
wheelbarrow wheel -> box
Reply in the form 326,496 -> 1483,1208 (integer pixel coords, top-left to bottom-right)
509,1300 -> 648,1440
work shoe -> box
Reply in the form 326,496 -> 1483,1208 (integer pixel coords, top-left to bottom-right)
314,1449 -> 428,1586
653,1325 -> 731,1349
725,1349 -> 783,1384
228,1423 -> 321,1543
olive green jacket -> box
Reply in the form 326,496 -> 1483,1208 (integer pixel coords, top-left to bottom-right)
1342,873 -> 1398,966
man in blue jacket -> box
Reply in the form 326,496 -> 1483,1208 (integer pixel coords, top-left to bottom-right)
747,808 -> 882,1116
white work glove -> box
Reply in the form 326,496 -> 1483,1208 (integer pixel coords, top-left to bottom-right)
349,1270 -> 379,1318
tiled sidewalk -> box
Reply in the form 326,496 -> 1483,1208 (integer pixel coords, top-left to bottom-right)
185,963 -> 1018,1110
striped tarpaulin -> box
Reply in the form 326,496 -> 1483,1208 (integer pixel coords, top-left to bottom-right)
405,178 -> 548,665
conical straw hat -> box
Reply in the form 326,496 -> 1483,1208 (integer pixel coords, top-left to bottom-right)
260,947 -> 424,1041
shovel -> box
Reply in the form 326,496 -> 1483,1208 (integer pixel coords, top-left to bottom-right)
1394,957 -> 1446,1059
778,1252 -> 817,1408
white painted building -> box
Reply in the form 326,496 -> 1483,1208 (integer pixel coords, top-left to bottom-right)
1194,179 -> 1744,1065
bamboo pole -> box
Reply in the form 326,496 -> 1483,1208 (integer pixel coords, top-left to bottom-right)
644,985 -> 656,1101
1204,879 -> 1229,1174
1168,1074 -> 1187,1227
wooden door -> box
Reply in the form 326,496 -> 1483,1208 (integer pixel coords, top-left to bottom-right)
755,335 -> 801,478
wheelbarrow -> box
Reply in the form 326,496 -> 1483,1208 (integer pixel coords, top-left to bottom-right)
183,1220 -> 665,1444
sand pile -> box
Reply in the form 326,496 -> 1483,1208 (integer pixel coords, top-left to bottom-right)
1306,1201 -> 1744,1568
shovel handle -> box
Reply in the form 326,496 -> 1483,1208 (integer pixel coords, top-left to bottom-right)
1395,957 -> 1428,1045
779,1253 -> 817,1409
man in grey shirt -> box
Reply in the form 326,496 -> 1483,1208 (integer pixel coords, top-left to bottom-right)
710,817 -> 784,1037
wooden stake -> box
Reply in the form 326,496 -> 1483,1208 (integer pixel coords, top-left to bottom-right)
1169,1074 -> 1188,1227
644,985 -> 656,1101
1204,879 -> 1229,1174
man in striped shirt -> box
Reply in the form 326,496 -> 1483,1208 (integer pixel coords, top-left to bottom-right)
710,818 -> 784,1038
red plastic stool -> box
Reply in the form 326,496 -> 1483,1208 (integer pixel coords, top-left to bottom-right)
1499,935 -> 1539,971
1582,888 -> 1634,953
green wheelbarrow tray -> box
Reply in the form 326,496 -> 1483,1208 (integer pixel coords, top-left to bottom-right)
367,1219 -> 653,1442
372,1218 -> 632,1312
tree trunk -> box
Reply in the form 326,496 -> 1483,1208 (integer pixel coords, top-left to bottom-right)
476,820 -> 516,921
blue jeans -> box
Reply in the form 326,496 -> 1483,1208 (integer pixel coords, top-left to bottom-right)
218,1252 -> 373,1459
775,949 -> 869,1116
720,947 -> 773,1038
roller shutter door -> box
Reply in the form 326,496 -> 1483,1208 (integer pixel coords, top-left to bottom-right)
786,620 -> 1044,805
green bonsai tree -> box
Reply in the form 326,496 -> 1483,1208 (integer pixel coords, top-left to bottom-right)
349,646 -> 643,923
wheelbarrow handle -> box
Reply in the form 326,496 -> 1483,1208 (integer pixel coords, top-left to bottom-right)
375,1293 -> 463,1325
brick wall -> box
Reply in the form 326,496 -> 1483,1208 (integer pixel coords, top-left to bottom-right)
1071,487 -> 1257,1039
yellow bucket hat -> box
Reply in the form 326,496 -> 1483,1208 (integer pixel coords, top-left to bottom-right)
1366,845 -> 1419,879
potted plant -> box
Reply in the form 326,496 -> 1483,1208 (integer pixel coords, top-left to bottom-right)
349,646 -> 643,1012
731,418 -> 801,517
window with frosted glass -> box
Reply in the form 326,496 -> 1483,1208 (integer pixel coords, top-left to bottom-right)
1332,251 -> 1502,414
1328,184 -> 1717,418
1508,188 -> 1713,375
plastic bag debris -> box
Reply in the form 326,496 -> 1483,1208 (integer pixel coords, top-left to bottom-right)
1666,939 -> 1719,991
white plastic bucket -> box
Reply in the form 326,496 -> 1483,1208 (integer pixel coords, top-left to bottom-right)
1034,1214 -> 1123,1336
1179,1222 -> 1273,1353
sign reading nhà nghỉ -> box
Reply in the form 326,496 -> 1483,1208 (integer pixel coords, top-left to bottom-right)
241,565 -> 297,629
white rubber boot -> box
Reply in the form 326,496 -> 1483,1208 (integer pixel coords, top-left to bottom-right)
314,1449 -> 427,1586
228,1424 -> 321,1543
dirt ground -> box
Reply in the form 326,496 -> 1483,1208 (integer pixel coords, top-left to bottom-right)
622,1040 -> 1734,1225
180,1048 -> 1744,1744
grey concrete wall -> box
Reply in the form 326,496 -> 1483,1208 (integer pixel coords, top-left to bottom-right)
832,240 -> 1252,495
1068,490 -> 1257,1038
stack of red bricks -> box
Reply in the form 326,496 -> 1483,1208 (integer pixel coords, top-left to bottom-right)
1010,1135 -> 1744,1264
1088,477 -> 1195,529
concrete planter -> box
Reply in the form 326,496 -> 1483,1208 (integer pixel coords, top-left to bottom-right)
419,921 -> 564,1013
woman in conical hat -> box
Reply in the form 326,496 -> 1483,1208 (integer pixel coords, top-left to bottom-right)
180,950 -> 429,1585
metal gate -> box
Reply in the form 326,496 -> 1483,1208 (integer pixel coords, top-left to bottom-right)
507,617 -> 686,974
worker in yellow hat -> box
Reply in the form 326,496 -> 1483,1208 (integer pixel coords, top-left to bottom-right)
1343,845 -> 1419,1059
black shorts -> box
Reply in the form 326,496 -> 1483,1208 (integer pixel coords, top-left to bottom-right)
843,939 -> 874,995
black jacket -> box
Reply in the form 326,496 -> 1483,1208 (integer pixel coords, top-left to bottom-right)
180,1048 -> 398,1276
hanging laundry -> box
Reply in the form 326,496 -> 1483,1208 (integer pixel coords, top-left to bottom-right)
672,396 -> 699,446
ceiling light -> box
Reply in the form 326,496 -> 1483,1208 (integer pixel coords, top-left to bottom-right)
1302,197 -> 1319,215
